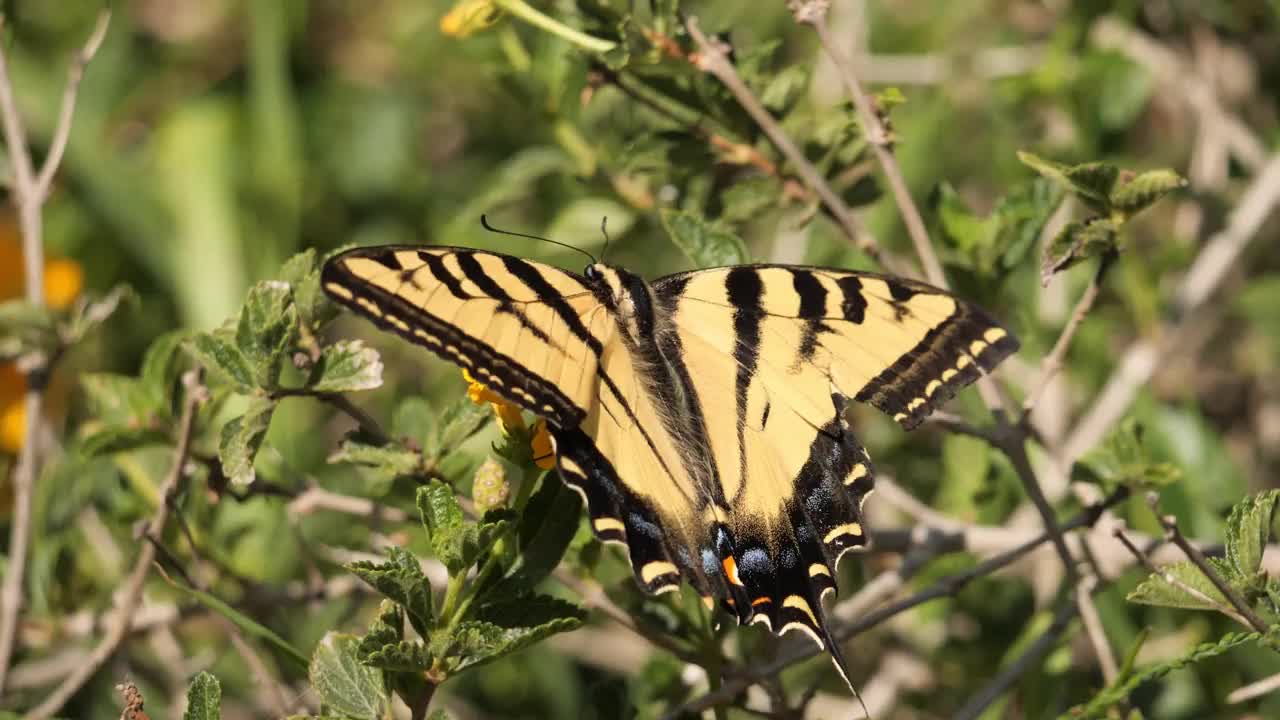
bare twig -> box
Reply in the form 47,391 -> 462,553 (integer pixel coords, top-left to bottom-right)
1149,495 -> 1270,633
683,16 -> 899,273
28,371 -> 203,720
1227,669 -> 1280,704
952,598 -> 1079,720
0,9 -> 112,695
791,0 -> 946,287
273,389 -> 391,445
288,485 -> 410,522
1022,252 -> 1116,417
1076,576 -> 1119,684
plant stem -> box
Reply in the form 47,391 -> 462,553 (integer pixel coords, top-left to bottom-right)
493,0 -> 616,54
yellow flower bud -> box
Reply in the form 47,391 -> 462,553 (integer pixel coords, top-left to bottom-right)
531,417 -> 556,470
440,0 -> 503,38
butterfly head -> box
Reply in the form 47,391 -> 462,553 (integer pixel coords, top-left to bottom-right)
584,262 -> 656,340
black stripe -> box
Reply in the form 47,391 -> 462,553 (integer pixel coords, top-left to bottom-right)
836,276 -> 866,323
726,268 -> 764,496
417,251 -> 471,300
792,270 -> 829,363
887,279 -> 917,302
453,252 -> 552,343
500,256 -> 603,355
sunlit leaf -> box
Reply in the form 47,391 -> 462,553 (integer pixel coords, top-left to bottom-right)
219,396 -> 277,486
183,672 -> 221,720
660,209 -> 749,268
308,339 -> 383,392
309,633 -> 388,720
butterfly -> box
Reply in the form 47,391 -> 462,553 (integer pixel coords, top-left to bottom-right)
321,241 -> 1017,686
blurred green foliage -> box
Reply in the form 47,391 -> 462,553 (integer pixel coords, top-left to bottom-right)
3,0 -> 1280,718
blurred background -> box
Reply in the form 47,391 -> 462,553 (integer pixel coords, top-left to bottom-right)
2,0 -> 1280,718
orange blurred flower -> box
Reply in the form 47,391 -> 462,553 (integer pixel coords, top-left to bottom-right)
0,209 -> 83,455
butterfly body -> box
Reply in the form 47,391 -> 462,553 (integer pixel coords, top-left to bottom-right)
322,244 -> 1018,684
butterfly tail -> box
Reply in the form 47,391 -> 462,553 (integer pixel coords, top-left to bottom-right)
816,608 -> 870,718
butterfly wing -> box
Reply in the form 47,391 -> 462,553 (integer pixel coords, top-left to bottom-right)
322,247 -> 724,601
650,265 -> 1018,641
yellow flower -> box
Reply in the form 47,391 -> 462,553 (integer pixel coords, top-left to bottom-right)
440,0 -> 503,38
0,365 -> 24,453
462,368 -> 524,433
461,369 -> 557,470
530,418 -> 555,470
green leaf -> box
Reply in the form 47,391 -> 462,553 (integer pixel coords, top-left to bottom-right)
187,330 -> 255,391
79,373 -> 155,427
1226,490 -> 1280,579
183,671 -> 221,720
1110,168 -> 1186,218
81,427 -> 170,457
140,330 -> 189,413
309,632 -> 389,720
308,339 -> 383,393
418,481 -> 470,572
219,396 -> 277,486
760,65 -> 809,114
1126,559 -> 1231,611
1041,218 -> 1118,284
0,299 -> 58,362
392,396 -> 435,447
361,638 -> 433,672
545,197 -> 635,247
279,249 -> 337,329
236,280 -> 299,388
1080,417 -> 1182,493
162,575 -> 308,668
61,286 -> 136,347
1064,630 -> 1270,719
498,476 -> 582,590
720,175 -> 782,224
329,437 -> 425,481
444,593 -> 584,671
659,209 -> 749,268
347,546 -> 434,636
1017,152 -> 1116,214
424,396 -> 491,463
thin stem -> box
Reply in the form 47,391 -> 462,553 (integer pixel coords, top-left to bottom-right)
795,3 -> 947,287
0,10 -> 111,694
1076,576 -> 1119,685
273,388 -> 391,445
493,0 -> 616,54
1022,252 -> 1117,418
29,371 -> 204,720
684,17 -> 898,273
1113,527 -> 1249,627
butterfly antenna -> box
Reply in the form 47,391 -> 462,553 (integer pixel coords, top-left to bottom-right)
819,610 -> 871,719
479,214 -> 597,265
600,216 -> 611,263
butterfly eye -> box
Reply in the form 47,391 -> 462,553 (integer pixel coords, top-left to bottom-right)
584,264 -> 599,281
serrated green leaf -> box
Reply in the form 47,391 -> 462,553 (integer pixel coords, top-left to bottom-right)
361,638 -> 433,672
1110,168 -> 1186,217
1063,630 -> 1270,719
660,209 -> 748,268
425,396 -> 492,463
1018,152 -> 1116,214
219,397 -> 277,486
418,481 -> 470,572
1081,417 -> 1182,493
236,281 -> 299,388
187,330 -> 255,391
279,248 -> 337,329
329,437 -> 425,479
347,546 -> 433,636
309,633 -> 389,720
183,671 -> 221,720
994,178 -> 1064,270
1226,490 -> 1280,579
1041,218 -> 1118,284
308,339 -> 383,392
444,593 -> 584,671
1127,559 -> 1230,611
81,427 -> 170,457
